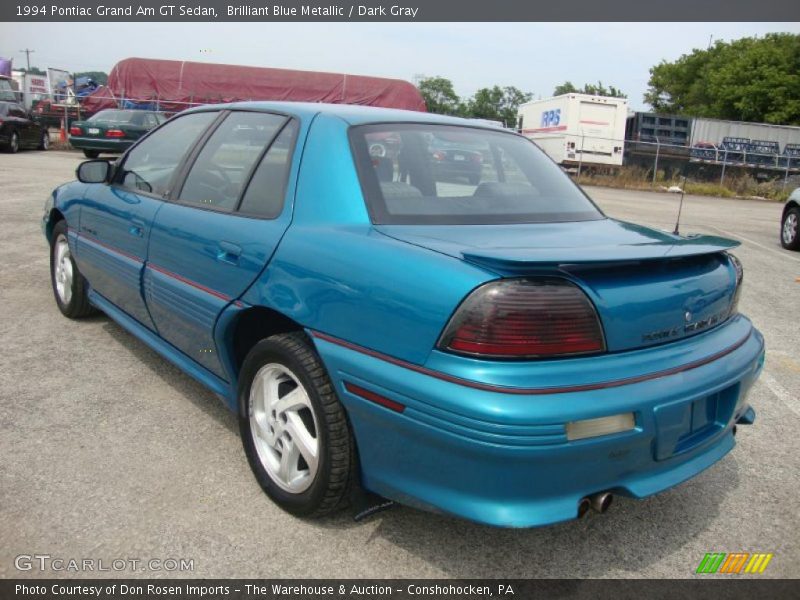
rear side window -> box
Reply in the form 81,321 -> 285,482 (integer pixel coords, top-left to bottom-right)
142,113 -> 159,128
8,105 -> 26,118
118,111 -> 217,196
238,120 -> 298,218
178,111 -> 288,212
351,123 -> 603,225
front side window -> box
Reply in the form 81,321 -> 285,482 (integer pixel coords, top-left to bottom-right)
178,111 -> 288,212
351,123 -> 604,225
117,111 -> 217,196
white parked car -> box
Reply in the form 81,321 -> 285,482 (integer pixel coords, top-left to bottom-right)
782,188 -> 800,251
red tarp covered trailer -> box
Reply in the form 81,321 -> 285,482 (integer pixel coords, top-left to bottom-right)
81,57 -> 426,113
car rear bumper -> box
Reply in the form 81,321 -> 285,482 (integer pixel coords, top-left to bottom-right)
311,315 -> 764,527
68,136 -> 133,152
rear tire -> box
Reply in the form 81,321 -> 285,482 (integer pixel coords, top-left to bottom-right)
83,149 -> 100,159
238,332 -> 355,517
7,132 -> 19,153
468,173 -> 480,185
50,221 -> 96,318
781,207 -> 800,251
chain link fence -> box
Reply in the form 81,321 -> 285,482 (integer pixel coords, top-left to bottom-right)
626,138 -> 798,189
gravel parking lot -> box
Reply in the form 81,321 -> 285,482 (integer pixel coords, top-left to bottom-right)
1,150 -> 798,579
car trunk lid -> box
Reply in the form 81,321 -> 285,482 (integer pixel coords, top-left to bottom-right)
377,219 -> 741,353
73,120 -> 145,139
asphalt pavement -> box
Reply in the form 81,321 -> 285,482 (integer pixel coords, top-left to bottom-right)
1,150 -> 798,579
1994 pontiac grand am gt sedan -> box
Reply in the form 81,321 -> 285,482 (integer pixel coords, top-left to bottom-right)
42,102 -> 764,527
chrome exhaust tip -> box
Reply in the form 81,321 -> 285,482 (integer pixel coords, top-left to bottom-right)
590,491 -> 613,514
578,497 -> 591,518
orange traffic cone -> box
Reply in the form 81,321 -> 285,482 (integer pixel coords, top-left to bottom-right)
59,118 -> 67,143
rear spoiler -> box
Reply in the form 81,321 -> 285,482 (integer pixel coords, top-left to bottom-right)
462,234 -> 740,271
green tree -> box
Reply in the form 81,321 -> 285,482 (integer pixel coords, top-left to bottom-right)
18,66 -> 46,76
466,86 -> 532,126
417,76 -> 463,116
645,33 -> 800,125
74,71 -> 108,85
553,81 -> 627,97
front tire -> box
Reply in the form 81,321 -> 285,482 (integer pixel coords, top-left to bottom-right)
781,206 -> 800,251
83,149 -> 100,159
50,221 -> 96,318
239,332 -> 355,517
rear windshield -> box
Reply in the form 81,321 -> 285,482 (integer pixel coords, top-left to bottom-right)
351,123 -> 604,225
89,110 -> 143,124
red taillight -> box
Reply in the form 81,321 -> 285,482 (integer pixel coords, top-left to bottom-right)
432,151 -> 446,161
470,154 -> 483,164
69,126 -> 82,135
105,129 -> 125,138
438,279 -> 605,358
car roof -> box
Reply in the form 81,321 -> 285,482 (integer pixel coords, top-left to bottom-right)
182,101 -> 503,130
97,108 -> 162,114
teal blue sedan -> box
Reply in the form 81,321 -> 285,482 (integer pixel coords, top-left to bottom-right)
42,102 -> 764,527
69,109 -> 167,158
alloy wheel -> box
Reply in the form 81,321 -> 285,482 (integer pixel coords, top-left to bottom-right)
783,213 -> 798,245
249,363 -> 320,494
53,235 -> 73,305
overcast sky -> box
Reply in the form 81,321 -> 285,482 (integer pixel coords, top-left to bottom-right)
2,22 -> 799,110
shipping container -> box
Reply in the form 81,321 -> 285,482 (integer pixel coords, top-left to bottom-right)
626,112 -> 692,146
518,94 -> 628,166
690,117 -> 800,152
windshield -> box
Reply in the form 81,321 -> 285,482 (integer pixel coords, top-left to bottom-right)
351,124 -> 604,225
0,79 -> 16,102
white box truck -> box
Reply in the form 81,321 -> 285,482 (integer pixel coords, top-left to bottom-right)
518,94 -> 628,167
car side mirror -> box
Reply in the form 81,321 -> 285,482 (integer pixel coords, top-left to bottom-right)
76,160 -> 111,184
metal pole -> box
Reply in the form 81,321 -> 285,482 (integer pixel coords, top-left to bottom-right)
653,137 -> 660,186
720,149 -> 728,186
786,157 -> 791,190
577,134 -> 585,178
19,48 -> 34,71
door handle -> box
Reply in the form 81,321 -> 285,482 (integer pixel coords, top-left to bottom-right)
130,218 -> 145,238
217,241 -> 242,265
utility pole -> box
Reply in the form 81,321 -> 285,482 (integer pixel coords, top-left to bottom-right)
19,48 -> 35,71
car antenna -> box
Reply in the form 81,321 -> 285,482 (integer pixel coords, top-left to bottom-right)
673,173 -> 688,235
